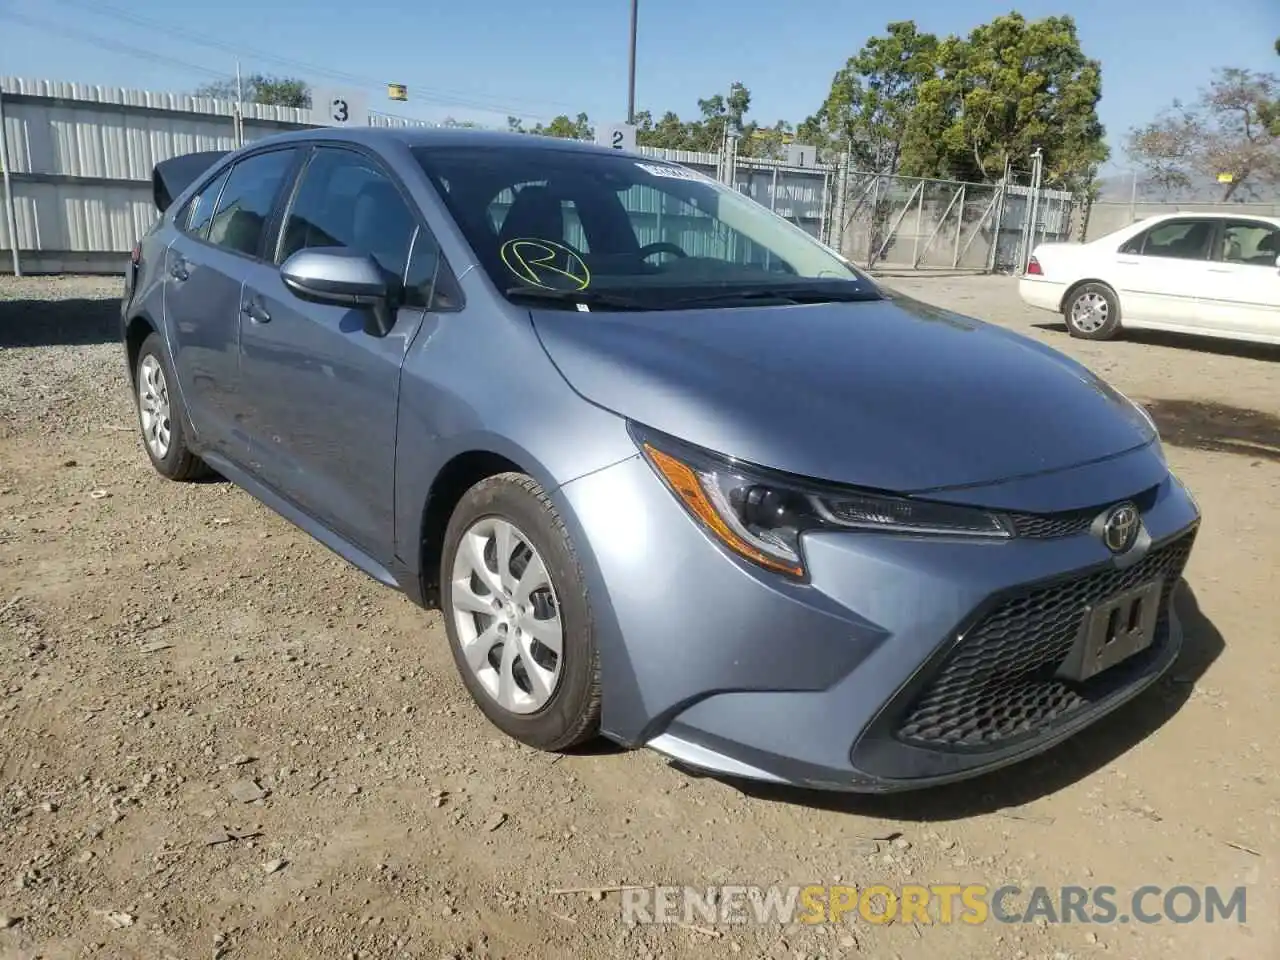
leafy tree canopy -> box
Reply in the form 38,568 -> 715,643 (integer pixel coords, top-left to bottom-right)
1128,66 -> 1280,201
194,73 -> 311,109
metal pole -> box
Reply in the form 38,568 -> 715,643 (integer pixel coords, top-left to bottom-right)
1128,168 -> 1137,224
0,85 -> 21,277
952,184 -> 965,268
912,179 -> 925,267
235,59 -> 244,147
769,165 -> 778,212
818,168 -> 829,246
626,0 -> 638,125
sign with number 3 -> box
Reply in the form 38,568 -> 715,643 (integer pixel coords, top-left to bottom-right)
309,88 -> 369,129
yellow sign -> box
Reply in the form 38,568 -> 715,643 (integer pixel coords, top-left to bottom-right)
387,83 -> 408,102
1217,172 -> 1234,183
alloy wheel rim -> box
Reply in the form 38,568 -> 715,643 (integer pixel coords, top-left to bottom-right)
1071,292 -> 1109,332
138,355 -> 172,460
449,516 -> 563,715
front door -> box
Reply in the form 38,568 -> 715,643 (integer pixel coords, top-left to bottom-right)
237,145 -> 446,560
1206,219 -> 1280,340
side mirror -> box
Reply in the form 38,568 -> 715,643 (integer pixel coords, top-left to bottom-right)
280,247 -> 399,337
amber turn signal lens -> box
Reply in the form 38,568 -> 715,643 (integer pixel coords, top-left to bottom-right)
643,443 -> 805,578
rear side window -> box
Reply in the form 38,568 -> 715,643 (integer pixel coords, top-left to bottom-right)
206,149 -> 298,258
1119,219 -> 1215,260
179,167 -> 230,239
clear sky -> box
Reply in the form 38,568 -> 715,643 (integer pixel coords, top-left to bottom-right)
1,0 -> 1277,174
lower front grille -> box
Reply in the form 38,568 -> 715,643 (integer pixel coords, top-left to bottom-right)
896,531 -> 1196,750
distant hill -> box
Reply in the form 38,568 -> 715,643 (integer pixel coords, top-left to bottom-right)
1093,172 -> 1275,204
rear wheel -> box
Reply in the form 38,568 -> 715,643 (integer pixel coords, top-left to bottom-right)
440,473 -> 600,751
1063,282 -> 1121,340
135,332 -> 209,480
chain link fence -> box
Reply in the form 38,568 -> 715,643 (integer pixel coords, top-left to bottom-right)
828,170 -> 1076,273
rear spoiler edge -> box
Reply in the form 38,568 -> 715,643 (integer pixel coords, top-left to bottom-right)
152,150 -> 231,214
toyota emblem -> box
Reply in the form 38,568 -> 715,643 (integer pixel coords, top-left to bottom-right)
1100,502 -> 1141,554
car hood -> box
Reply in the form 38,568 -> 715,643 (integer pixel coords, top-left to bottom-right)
529,293 -> 1155,494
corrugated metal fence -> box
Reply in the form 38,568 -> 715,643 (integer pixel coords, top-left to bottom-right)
0,75 -> 1073,276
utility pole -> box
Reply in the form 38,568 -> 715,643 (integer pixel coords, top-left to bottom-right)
234,59 -> 244,147
626,0 -> 638,125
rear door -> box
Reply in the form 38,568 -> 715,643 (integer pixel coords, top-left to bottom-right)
163,162 -> 241,459
163,146 -> 301,461
1111,217 -> 1218,328
237,144 -> 455,560
1207,219 -> 1280,340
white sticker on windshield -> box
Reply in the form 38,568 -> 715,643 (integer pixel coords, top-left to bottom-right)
634,162 -> 705,182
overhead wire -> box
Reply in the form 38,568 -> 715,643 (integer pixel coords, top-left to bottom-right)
43,0 -> 570,119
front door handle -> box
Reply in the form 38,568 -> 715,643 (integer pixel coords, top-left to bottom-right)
241,300 -> 271,323
169,259 -> 189,281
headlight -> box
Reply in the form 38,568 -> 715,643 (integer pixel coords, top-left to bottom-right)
631,425 -> 1012,580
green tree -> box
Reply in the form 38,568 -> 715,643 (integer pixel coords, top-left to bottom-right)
802,21 -> 941,171
804,15 -> 1109,190
1128,67 -> 1280,200
927,13 -> 1108,190
1260,38 -> 1280,136
508,113 -> 594,140
195,73 -> 310,108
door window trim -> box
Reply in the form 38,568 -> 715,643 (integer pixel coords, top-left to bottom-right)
269,140 -> 464,313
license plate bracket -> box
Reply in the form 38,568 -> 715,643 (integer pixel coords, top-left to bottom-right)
1057,580 -> 1164,683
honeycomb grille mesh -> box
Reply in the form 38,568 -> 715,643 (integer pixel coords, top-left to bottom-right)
896,532 -> 1195,749
1007,486 -> 1160,540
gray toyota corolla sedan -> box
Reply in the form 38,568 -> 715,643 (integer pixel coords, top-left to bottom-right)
122,127 -> 1200,792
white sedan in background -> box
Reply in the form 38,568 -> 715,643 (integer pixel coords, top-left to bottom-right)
1019,212 -> 1280,345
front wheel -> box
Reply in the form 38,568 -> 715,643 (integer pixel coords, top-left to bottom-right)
439,473 -> 600,751
1063,282 -> 1121,340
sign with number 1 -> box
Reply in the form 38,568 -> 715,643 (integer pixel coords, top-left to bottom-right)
309,88 -> 370,129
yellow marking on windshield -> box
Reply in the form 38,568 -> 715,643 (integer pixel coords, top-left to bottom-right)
500,239 -> 590,291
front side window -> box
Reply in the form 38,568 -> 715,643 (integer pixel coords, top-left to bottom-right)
1119,219 -> 1215,260
1220,221 -> 1280,267
206,148 -> 298,258
414,146 -> 874,310
278,147 -> 418,285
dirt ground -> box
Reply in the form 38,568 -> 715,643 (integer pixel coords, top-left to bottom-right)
0,272 -> 1277,960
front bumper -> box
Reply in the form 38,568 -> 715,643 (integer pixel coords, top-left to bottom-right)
556,444 -> 1200,793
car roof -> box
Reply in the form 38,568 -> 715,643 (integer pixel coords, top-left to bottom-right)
249,125 -> 635,157
1137,210 -> 1280,228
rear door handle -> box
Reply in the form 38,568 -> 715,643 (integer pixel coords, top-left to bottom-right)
241,299 -> 271,323
169,259 -> 189,281
1207,268 -> 1231,274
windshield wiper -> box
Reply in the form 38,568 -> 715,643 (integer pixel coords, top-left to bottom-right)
664,285 -> 882,308
505,286 -> 652,311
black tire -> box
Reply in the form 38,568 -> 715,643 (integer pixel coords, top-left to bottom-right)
134,332 -> 210,481
1063,282 -> 1121,340
439,472 -> 601,752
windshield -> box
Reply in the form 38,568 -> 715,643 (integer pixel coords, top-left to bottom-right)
411,144 -> 879,310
